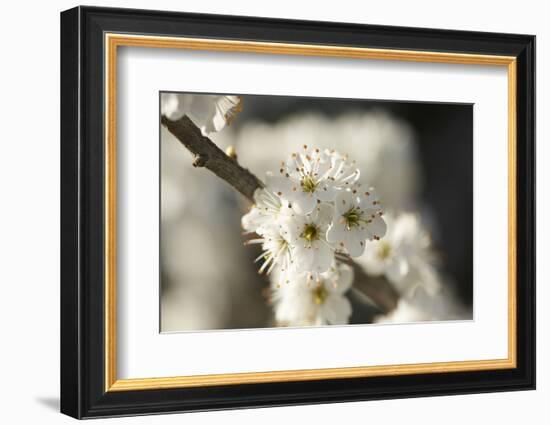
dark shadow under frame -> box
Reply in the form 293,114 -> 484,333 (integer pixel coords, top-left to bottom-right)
60,5 -> 535,419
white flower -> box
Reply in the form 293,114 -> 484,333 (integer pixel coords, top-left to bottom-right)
244,224 -> 293,276
241,183 -> 295,276
374,299 -> 431,324
272,262 -> 354,326
375,285 -> 470,324
234,111 -> 420,210
268,146 -> 359,215
327,188 -> 386,257
161,93 -> 181,120
161,93 -> 242,136
328,150 -> 362,188
357,211 -> 440,297
241,179 -> 291,235
285,203 -> 334,273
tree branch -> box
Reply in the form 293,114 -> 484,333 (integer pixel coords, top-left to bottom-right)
162,115 -> 399,314
161,115 -> 264,201
348,261 -> 399,312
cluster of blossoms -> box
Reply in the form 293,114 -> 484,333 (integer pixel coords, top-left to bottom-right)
242,146 -> 387,326
161,92 -> 450,327
358,211 -> 440,298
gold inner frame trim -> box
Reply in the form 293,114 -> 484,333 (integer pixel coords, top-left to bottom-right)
104,33 -> 518,392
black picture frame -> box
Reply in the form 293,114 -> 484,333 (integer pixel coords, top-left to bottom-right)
60,5 -> 535,419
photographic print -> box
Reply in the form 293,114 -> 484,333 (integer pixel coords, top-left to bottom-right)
160,93 -> 473,332
61,9 -> 535,417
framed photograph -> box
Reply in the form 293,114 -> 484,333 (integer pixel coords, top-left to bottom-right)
60,6 -> 535,419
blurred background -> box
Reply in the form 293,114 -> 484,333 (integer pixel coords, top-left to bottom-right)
160,94 -> 473,332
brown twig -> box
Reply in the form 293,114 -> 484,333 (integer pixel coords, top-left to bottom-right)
348,261 -> 399,312
161,115 -> 264,201
162,114 -> 399,314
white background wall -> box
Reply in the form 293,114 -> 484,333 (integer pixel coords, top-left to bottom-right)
0,0 -> 545,423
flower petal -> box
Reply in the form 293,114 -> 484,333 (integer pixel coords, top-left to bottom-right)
316,184 -> 338,202
241,206 -> 263,232
366,215 -> 387,240
315,203 -> 335,227
312,243 -> 334,273
266,175 -> 293,199
161,93 -> 186,120
334,189 -> 355,215
346,231 -> 366,257
293,244 -> 315,273
322,295 -> 352,325
358,187 -> 380,209
291,193 -> 317,215
333,263 -> 354,293
326,221 -> 347,245
358,241 -> 388,275
386,256 -> 409,283
414,260 -> 441,296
